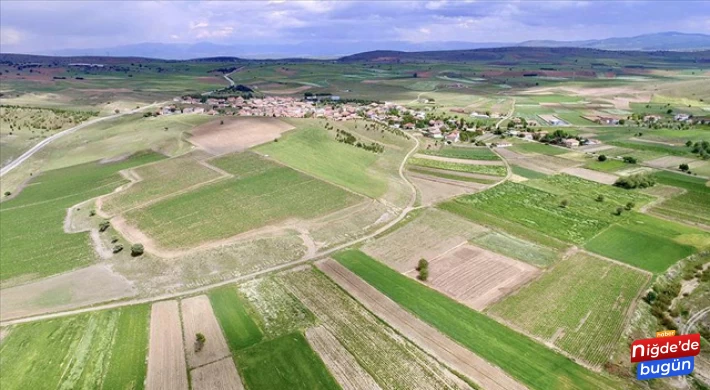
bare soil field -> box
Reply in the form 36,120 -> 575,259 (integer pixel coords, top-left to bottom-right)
317,259 -> 527,390
147,300 -> 189,390
579,144 -> 615,153
0,264 -> 135,320
181,295 -> 232,368
507,153 -> 583,175
413,153 -> 505,166
189,117 -> 294,154
561,167 -> 618,185
190,357 -> 244,390
306,326 -> 382,390
362,208 -> 488,272
645,156 -> 697,169
410,174 -> 486,206
409,244 -> 540,310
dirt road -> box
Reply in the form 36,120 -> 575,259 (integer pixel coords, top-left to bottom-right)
0,102 -> 163,177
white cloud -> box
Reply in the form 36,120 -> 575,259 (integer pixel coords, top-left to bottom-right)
0,27 -> 22,45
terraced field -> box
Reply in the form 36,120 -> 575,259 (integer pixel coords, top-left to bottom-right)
100,152 -> 224,216
0,151 -> 164,282
334,250 -> 621,390
124,153 -> 360,249
0,305 -> 150,390
489,252 -> 649,367
409,157 -> 507,176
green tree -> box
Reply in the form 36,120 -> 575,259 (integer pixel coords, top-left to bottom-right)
597,154 -> 607,162
195,333 -> 206,352
131,243 -> 144,257
680,163 -> 689,172
99,220 -> 110,232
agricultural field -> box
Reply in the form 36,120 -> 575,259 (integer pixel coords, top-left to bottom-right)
471,231 -> 560,267
334,250 -> 622,390
99,151 -> 224,216
209,286 -> 264,351
421,145 -> 500,160
650,171 -> 710,226
440,175 -> 653,246
489,252 -> 650,367
0,305 -> 150,390
509,142 -> 568,156
0,151 -> 164,283
408,156 -> 507,176
189,117 -> 294,154
123,152 -> 359,249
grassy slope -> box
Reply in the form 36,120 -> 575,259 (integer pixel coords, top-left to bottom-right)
0,151 -> 164,281
235,332 -> 341,390
125,153 -> 359,249
256,125 -> 387,199
489,252 -> 648,366
0,306 -> 149,390
209,286 -> 264,351
334,250 -> 620,390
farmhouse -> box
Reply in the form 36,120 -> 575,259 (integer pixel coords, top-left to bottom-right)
562,138 -> 580,148
445,130 -> 460,143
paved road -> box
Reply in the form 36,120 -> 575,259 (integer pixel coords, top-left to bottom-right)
0,102 -> 163,178
0,130 -> 421,326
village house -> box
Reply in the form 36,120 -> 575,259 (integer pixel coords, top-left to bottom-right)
445,130 -> 460,143
562,138 -> 580,148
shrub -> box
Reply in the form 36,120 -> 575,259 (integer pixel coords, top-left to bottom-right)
615,207 -> 624,216
110,236 -> 119,244
597,154 -> 607,162
596,194 -> 605,202
679,163 -> 689,172
614,173 -> 656,189
131,243 -> 144,257
112,244 -> 123,254
625,202 -> 635,211
416,258 -> 429,281
195,333 -> 206,352
560,199 -> 569,208
99,220 -> 110,232
89,209 -> 96,217
3,191 -> 10,197
622,156 -> 637,164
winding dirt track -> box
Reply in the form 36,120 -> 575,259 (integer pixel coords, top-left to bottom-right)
316,259 -> 527,390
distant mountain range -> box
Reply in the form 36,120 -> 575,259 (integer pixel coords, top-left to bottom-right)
43,32 -> 710,60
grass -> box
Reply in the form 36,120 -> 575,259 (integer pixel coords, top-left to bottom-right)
0,306 -> 149,390
209,285 -> 264,351
510,142 -> 568,156
584,213 -> 708,273
651,171 -> 710,226
125,153 -> 359,249
256,125 -> 388,198
489,252 -> 648,367
421,146 -> 500,160
408,157 -> 507,176
0,151 -> 164,282
471,231 -> 560,267
584,159 -> 630,172
235,332 -> 341,390
440,175 -> 653,245
511,165 -> 548,180
334,250 -> 621,390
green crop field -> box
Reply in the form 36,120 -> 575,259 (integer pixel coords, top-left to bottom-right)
235,332 -> 340,390
209,285 -> 264,351
651,171 -> 710,226
584,159 -> 630,172
334,250 -> 621,390
0,151 -> 164,282
440,175 -> 653,245
421,146 -> 500,160
510,142 -> 568,156
585,213 -> 709,272
100,152 -> 223,215
511,165 -> 549,180
471,231 -> 560,267
0,306 -> 149,390
489,252 -> 649,366
408,167 -> 499,184
256,124 -> 388,198
408,157 -> 507,176
124,153 -> 359,249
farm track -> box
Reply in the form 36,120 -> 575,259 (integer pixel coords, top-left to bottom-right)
0,127 -> 420,326
0,102 -> 164,177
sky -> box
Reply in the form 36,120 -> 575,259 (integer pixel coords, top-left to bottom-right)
1,0 -> 709,54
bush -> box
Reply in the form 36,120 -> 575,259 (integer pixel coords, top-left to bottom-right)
679,163 -> 689,172
614,173 -> 656,189
622,156 -> 637,164
131,243 -> 144,257
99,220 -> 110,232
625,202 -> 635,211
596,194 -> 605,202
112,244 -> 123,254
560,199 -> 569,208
597,154 -> 607,162
89,209 -> 96,217
615,207 -> 624,216
195,333 -> 206,352
3,191 -> 10,197
416,258 -> 429,281
110,236 -> 119,244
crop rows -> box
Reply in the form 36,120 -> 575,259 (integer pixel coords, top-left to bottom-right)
409,157 -> 507,176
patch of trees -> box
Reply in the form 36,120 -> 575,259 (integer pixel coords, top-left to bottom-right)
416,259 -> 429,281
334,129 -> 384,153
689,140 -> 710,160
643,279 -> 681,331
540,129 -> 572,144
613,173 -> 656,189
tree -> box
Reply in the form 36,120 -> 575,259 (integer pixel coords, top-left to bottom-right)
560,199 -> 569,208
686,140 -> 693,147
3,191 -> 10,197
195,333 -> 206,352
598,154 -> 607,162
679,163 -> 690,172
112,244 -> 124,254
667,109 -> 673,114
131,243 -> 144,257
623,156 -> 637,164
99,220 -> 110,232
416,258 -> 429,281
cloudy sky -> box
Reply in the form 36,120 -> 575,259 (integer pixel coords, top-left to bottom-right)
1,0 -> 709,54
